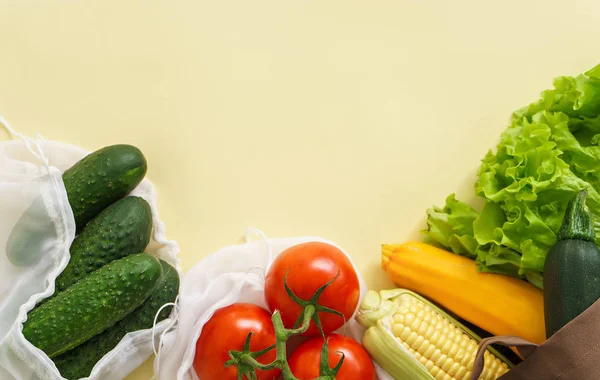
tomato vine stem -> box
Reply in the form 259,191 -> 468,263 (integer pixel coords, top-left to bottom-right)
226,272 -> 345,380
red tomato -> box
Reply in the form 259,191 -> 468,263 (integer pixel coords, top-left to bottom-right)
264,241 -> 360,336
288,334 -> 376,380
193,303 -> 280,380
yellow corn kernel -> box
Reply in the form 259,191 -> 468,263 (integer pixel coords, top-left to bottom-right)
411,318 -> 422,332
455,347 -> 468,367
400,326 -> 411,341
423,342 -> 436,358
440,358 -> 453,373
413,335 -> 426,351
393,313 -> 405,325
434,353 -> 448,369
455,366 -> 467,379
416,339 -> 429,355
447,362 -> 461,377
418,321 -> 430,336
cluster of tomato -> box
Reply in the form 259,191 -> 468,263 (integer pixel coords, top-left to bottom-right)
193,242 -> 377,380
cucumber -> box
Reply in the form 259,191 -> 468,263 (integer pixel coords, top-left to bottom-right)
23,253 -> 162,358
55,196 -> 153,293
53,260 -> 179,380
63,144 -> 148,232
544,190 -> 600,338
7,144 -> 147,267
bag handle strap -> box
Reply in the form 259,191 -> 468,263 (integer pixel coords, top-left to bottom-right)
0,115 -> 51,167
470,336 -> 538,380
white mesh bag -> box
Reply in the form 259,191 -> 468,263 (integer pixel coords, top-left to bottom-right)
0,118 -> 180,380
155,228 -> 392,380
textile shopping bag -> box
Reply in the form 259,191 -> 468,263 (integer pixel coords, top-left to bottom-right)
470,298 -> 600,379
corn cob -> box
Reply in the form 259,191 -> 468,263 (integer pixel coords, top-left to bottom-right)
356,289 -> 512,380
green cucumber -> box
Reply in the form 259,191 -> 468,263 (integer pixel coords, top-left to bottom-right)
53,260 -> 179,380
23,253 -> 162,358
7,144 -> 147,267
543,190 -> 600,338
56,196 -> 153,293
63,144 -> 148,232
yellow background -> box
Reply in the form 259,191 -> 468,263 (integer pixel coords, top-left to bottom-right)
0,1 -> 598,378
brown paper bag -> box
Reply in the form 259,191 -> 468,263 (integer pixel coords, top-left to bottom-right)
470,298 -> 600,380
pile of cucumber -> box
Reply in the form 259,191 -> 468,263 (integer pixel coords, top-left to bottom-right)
19,145 -> 180,380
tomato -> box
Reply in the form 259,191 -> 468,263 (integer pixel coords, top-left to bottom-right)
288,334 -> 376,380
264,241 -> 360,336
193,303 -> 280,380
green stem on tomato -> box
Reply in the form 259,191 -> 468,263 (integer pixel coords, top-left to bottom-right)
284,304 -> 315,336
227,272 -> 345,380
272,311 -> 298,380
235,355 -> 280,371
270,306 -> 318,380
315,337 -> 345,380
231,306 -> 317,380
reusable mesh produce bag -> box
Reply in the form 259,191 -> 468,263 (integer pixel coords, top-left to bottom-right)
0,120 -> 180,380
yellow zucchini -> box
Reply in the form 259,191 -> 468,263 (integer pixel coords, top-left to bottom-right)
382,242 -> 545,345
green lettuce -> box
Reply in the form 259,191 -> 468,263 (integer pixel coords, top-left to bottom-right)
425,64 -> 600,287
424,194 -> 479,259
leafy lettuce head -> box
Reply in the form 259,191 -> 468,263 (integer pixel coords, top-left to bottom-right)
425,63 -> 600,287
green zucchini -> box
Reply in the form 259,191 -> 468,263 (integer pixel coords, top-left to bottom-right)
22,253 -> 162,358
53,260 -> 179,380
543,190 -> 600,338
55,196 -> 153,293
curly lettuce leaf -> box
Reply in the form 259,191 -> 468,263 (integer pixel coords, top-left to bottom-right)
424,194 -> 478,259
476,244 -> 523,277
514,63 -> 600,120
